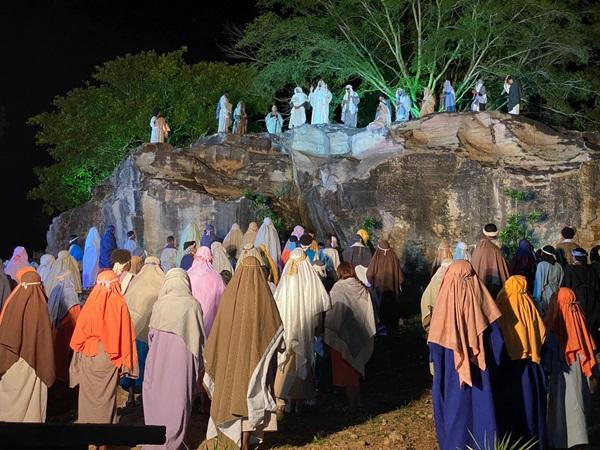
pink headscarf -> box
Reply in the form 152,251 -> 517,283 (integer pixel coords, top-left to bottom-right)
5,247 -> 29,280
292,225 -> 305,240
187,246 -> 225,337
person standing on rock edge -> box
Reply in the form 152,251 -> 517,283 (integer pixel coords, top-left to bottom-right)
149,108 -> 170,144
555,226 -> 580,266
341,85 -> 360,128
309,79 -> 333,125
265,105 -> 284,134
289,87 -> 308,129
395,89 -> 411,122
503,75 -> 522,115
471,79 -> 487,112
216,92 -> 232,133
470,224 -> 510,299
232,101 -> 248,135
442,80 -> 456,113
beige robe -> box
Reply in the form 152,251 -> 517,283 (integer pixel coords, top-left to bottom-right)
0,357 -> 47,422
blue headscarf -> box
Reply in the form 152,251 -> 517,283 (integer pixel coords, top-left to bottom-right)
99,225 -> 117,269
200,224 -> 216,248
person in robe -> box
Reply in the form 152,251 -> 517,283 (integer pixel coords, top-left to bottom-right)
323,236 -> 341,272
210,241 -> 233,274
47,271 -> 81,385
188,246 -> 226,337
420,87 -> 436,116
274,248 -> 330,411
591,245 -> 600,279
45,250 -> 82,297
395,89 -> 411,122
216,93 -> 232,133
242,221 -> 259,247
442,80 -> 456,112
223,223 -> 244,259
37,254 -> 55,291
308,79 -> 333,125
367,99 -> 390,131
159,235 -> 177,272
504,75 -> 522,115
70,270 -> 138,425
5,246 -> 29,281
99,225 -> 118,270
341,85 -> 360,127
471,79 -> 487,112
452,241 -> 471,260
176,223 -> 202,268
325,262 -> 376,413
428,260 -> 504,450
150,108 -> 170,144
265,105 -> 284,134
111,249 -> 134,294
0,262 -> 11,313
232,101 -> 248,135
179,242 -> 197,271
421,257 -> 453,336
510,239 -> 537,292
470,224 -> 510,298
555,226 -> 580,265
543,287 -> 598,449
130,256 -> 143,275
366,241 -> 404,335
236,243 -> 266,269
123,230 -> 145,258
342,230 -> 372,269
493,276 -> 547,448
289,87 -> 308,129
255,217 -> 281,265
533,245 -> 563,314
280,236 -> 298,267
562,248 -> 600,346
143,268 -> 205,450
201,224 -> 217,248
0,269 -> 55,422
121,257 -> 165,406
431,240 -> 453,277
204,256 -> 283,450
68,234 -> 84,269
82,227 -> 101,289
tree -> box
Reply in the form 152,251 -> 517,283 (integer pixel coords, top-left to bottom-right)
232,0 -> 597,126
28,49 -> 269,214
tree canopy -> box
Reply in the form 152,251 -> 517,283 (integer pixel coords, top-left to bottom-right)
28,49 -> 269,214
233,0 -> 599,126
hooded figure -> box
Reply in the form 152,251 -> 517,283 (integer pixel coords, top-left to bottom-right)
82,227 -> 101,289
395,88 -> 411,122
532,245 -> 563,314
510,239 -> 537,292
211,241 -> 234,274
471,226 -> 510,298
342,230 -> 372,269
177,223 -> 202,268
99,226 -> 117,270
471,79 -> 487,112
45,250 -> 82,296
242,222 -> 259,247
37,254 -> 56,291
200,224 -> 217,248
5,246 -> 29,280
442,80 -> 456,112
254,217 -> 281,267
341,85 -> 360,127
232,101 -> 248,135
216,94 -> 232,133
289,87 -> 308,129
308,79 -> 332,125
223,223 -> 244,259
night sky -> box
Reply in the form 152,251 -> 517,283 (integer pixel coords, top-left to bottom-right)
0,0 -> 256,259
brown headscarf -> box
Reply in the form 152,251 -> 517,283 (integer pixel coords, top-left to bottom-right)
366,241 -> 404,299
0,271 -> 55,387
428,260 -> 502,387
471,238 -> 510,297
129,256 -> 143,275
0,266 -> 35,323
204,256 -> 283,443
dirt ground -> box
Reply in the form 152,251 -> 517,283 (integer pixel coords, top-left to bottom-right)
48,320 -> 600,450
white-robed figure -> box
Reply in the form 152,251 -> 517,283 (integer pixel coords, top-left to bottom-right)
395,88 -> 411,122
150,108 -> 170,143
265,105 -> 283,134
341,85 -> 360,127
289,87 -> 308,129
471,79 -> 487,112
216,93 -> 232,133
308,79 -> 332,125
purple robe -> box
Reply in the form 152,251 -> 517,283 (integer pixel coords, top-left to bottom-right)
142,330 -> 199,450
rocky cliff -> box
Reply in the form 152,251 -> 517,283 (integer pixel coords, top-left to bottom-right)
47,112 -> 600,283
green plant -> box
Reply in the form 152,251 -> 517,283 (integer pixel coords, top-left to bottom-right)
498,188 -> 543,257
360,216 -> 379,243
465,432 -> 537,450
243,189 -> 286,234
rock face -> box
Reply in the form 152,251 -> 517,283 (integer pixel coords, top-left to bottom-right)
47,112 -> 600,289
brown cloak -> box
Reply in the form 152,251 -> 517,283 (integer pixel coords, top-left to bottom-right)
471,238 -> 510,298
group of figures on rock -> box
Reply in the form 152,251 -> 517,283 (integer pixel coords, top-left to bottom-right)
0,215 -> 595,449
148,75 -> 523,144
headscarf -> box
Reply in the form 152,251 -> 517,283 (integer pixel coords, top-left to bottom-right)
37,254 -> 55,288
292,225 -> 305,240
47,277 -> 80,329
366,241 -> 404,299
258,243 -> 279,286
428,260 -> 502,387
222,223 -> 244,258
544,287 -> 597,377
70,270 -> 137,371
0,270 -> 55,387
0,261 -> 11,313
274,248 -> 330,380
443,80 -> 455,95
130,255 -> 143,274
187,246 -> 226,336
149,268 -> 205,359
99,225 -> 117,269
82,227 -> 101,289
453,242 -> 469,260
45,250 -> 82,296
210,241 -> 233,274
0,267 -> 35,322
5,246 -> 29,279
203,256 -> 283,447
177,223 -> 202,268
356,229 -> 369,245
254,217 -> 281,265
432,240 -> 453,276
242,222 -> 259,247
471,238 -> 510,297
201,224 -> 217,248
124,257 -> 165,342
342,85 -> 359,115
495,276 -> 545,363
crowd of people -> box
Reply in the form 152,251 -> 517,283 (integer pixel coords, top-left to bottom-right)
0,218 -> 597,449
149,76 -> 523,143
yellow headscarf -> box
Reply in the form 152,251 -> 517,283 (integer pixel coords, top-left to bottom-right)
496,275 -> 546,364
356,229 -> 369,244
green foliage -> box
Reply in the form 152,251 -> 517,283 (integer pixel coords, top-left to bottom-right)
361,216 -> 381,243
499,188 -> 543,257
28,48 -> 270,214
234,0 -> 598,128
503,188 -> 527,202
465,432 -> 537,450
243,189 -> 286,234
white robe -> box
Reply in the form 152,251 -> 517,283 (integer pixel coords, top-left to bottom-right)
82,227 -> 101,289
265,112 -> 283,134
309,86 -> 332,125
150,116 -> 163,143
341,90 -> 360,127
216,95 -> 232,133
289,92 -> 307,129
254,218 -> 281,266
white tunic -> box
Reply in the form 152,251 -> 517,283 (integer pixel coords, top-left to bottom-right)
216,95 -> 232,132
289,91 -> 308,129
309,86 -> 332,125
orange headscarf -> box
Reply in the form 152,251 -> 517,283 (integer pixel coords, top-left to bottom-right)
70,270 -> 137,371
544,287 -> 597,377
428,260 -> 502,387
0,266 -> 36,323
496,276 -> 545,364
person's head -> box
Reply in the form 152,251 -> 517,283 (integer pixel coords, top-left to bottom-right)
152,107 -> 160,117
541,245 -> 557,264
337,261 -> 356,280
220,270 -> 232,285
166,235 -> 175,245
111,249 -> 132,272
591,246 -> 600,263
107,225 -> 115,235
561,227 -> 575,240
572,247 -> 588,265
329,235 -> 338,248
483,223 -> 498,239
223,91 -> 228,97
378,94 -> 385,102
299,233 -> 313,249
68,234 -> 79,245
239,101 -> 245,109
127,230 -> 136,241
271,104 -> 278,113
318,79 -> 324,87
184,241 -> 197,254
506,75 -> 513,85
287,235 -> 299,250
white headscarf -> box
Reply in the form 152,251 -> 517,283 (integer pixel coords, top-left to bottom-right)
37,254 -> 56,289
254,217 -> 281,266
82,227 -> 101,289
291,87 -> 307,107
274,248 -> 331,380
46,250 -> 82,295
177,223 -> 202,267
443,80 -> 455,94
210,241 -> 233,274
342,85 -> 358,115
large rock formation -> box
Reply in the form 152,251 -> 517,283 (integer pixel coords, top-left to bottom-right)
48,112 -> 600,289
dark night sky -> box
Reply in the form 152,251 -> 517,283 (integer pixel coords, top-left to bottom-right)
0,0 -> 256,259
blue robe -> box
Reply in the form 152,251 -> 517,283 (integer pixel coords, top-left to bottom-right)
69,244 -> 84,263
430,322 -> 503,450
443,91 -> 455,112
99,227 -> 117,269
120,339 -> 149,392
180,254 -> 194,271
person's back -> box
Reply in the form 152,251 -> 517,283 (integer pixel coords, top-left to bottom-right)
160,237 -> 177,272
555,226 -> 579,265
563,255 -> 600,344
471,224 -> 510,298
